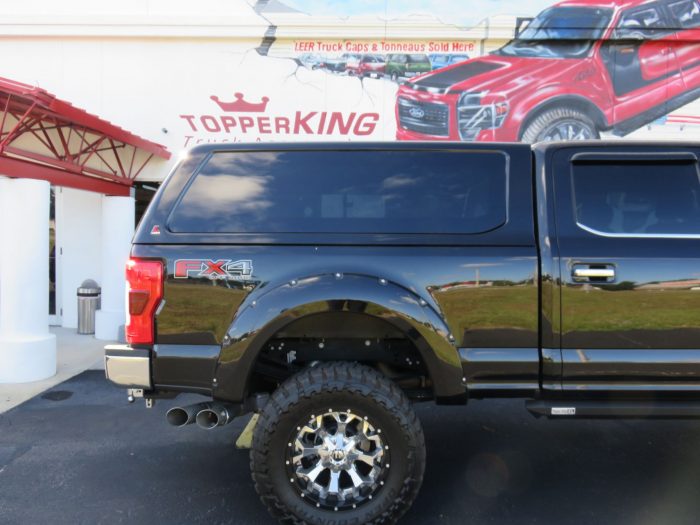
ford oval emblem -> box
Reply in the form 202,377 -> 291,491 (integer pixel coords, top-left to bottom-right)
409,107 -> 425,119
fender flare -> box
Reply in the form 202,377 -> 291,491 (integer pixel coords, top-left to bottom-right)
212,273 -> 465,402
516,93 -> 610,139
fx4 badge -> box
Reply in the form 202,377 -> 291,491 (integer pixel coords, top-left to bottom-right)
174,259 -> 253,281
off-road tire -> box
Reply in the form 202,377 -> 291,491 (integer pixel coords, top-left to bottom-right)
521,107 -> 599,143
250,362 -> 426,525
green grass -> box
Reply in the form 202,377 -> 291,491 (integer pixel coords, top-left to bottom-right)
433,286 -> 538,335
434,285 -> 700,335
158,282 -> 246,341
560,287 -> 700,332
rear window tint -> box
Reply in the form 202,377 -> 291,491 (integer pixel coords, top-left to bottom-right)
572,159 -> 700,235
168,150 -> 508,234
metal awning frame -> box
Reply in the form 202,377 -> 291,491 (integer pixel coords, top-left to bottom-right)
0,79 -> 170,196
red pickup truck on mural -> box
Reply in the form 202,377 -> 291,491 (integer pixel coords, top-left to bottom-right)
396,0 -> 700,142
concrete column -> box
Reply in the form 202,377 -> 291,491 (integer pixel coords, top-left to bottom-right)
95,195 -> 134,341
0,176 -> 3,329
56,188 -> 102,329
0,178 -> 57,383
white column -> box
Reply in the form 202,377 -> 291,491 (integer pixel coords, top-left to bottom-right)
56,188 -> 103,329
0,176 -> 3,329
0,178 -> 57,383
95,195 -> 134,341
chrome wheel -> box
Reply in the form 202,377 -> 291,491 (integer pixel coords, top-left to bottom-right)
287,410 -> 388,511
540,119 -> 595,141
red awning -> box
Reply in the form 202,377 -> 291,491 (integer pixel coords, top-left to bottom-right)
0,76 -> 171,196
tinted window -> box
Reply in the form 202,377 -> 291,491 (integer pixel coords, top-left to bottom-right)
615,5 -> 667,38
169,150 -> 508,234
572,160 -> 700,235
668,0 -> 700,28
498,7 -> 612,58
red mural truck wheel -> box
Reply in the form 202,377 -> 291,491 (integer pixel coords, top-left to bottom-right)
521,107 -> 600,143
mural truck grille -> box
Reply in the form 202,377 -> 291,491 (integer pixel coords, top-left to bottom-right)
398,97 -> 449,137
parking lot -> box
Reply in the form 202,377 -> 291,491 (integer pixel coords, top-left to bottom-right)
2,371 -> 700,524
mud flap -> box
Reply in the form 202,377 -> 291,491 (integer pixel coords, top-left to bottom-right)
235,413 -> 260,449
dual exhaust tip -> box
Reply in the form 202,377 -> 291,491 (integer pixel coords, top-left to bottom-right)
166,402 -> 233,430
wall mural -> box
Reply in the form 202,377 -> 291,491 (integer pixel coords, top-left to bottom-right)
177,0 -> 700,146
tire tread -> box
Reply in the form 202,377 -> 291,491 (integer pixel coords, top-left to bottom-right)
250,362 -> 425,525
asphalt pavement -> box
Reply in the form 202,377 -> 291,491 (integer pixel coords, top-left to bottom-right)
2,371 -> 700,524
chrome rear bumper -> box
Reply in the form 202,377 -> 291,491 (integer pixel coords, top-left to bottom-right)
104,344 -> 152,389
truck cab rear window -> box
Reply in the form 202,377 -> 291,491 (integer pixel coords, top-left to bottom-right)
168,150 -> 508,234
572,159 -> 700,236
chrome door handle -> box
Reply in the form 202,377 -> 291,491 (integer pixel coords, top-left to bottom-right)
572,264 -> 616,282
573,268 -> 615,278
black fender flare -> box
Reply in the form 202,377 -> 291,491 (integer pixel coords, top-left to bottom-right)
213,273 -> 465,402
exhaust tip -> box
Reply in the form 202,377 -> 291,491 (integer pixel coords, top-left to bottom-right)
166,407 -> 191,427
196,409 -> 220,430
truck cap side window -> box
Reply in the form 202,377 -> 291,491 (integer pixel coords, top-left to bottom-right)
497,7 -> 612,59
668,0 -> 700,29
614,3 -> 669,39
571,156 -> 700,237
167,150 -> 508,235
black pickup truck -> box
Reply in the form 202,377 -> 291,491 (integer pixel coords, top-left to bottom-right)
105,141 -> 700,524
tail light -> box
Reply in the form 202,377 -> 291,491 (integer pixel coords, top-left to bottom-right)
125,258 -> 164,345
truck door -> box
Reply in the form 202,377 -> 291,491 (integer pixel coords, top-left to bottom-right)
666,0 -> 700,92
551,145 -> 700,392
599,2 -> 684,123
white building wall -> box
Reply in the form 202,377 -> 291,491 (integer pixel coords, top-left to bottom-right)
56,187 -> 102,329
0,0 -> 548,184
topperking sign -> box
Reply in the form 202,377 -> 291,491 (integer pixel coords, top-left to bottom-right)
180,92 -> 380,146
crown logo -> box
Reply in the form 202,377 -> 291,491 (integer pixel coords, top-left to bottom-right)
210,93 -> 270,112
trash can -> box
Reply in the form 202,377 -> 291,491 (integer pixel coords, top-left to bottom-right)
77,279 -> 101,335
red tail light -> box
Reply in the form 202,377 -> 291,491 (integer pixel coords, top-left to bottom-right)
125,258 -> 164,345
